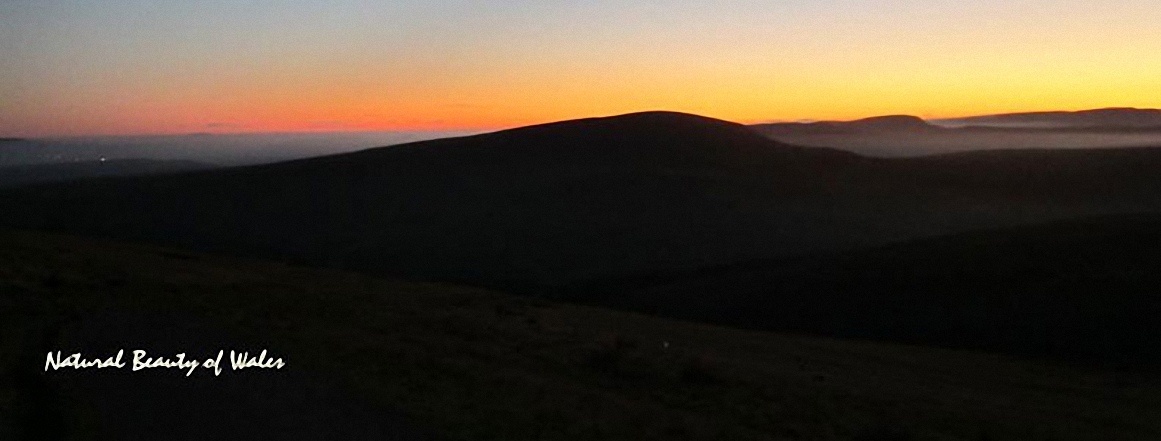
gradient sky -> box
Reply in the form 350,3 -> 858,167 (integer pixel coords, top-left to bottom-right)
2,0 -> 1159,137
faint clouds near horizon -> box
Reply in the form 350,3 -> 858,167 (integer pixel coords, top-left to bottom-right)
1,0 -> 1159,136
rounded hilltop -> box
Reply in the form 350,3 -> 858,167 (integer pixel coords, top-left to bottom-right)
844,115 -> 933,131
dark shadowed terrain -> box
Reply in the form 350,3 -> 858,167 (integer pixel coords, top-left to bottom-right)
4,111 -> 1161,439
566,213 -> 1161,364
3,230 -> 1159,441
3,112 -> 1161,286
3,111 -> 1161,365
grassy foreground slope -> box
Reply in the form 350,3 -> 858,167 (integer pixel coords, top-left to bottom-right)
2,230 -> 1159,440
571,213 -> 1161,364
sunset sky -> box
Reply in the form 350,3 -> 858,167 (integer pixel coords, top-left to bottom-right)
2,0 -> 1159,137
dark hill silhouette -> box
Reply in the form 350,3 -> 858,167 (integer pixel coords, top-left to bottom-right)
583,213 -> 1161,363
2,111 -> 1161,288
0,112 -> 873,283
842,115 -> 932,131
752,114 -> 935,136
751,110 -> 1161,158
937,107 -> 1161,129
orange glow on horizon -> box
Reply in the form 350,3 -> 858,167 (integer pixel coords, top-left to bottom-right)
3,1 -> 1159,138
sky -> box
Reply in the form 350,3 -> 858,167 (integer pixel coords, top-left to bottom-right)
2,0 -> 1159,137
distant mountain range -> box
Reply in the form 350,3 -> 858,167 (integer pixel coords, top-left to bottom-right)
935,107 -> 1161,129
750,108 -> 1161,157
752,108 -> 1161,136
751,115 -> 937,135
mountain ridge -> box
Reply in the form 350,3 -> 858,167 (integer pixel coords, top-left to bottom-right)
751,114 -> 936,136
318,110 -> 863,166
935,107 -> 1161,129
3,111 -> 1161,286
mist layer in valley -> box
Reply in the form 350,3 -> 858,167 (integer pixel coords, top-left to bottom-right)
0,130 -> 477,167
765,129 -> 1161,157
752,108 -> 1161,157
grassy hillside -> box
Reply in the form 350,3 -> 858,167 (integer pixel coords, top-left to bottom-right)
573,214 -> 1161,364
2,229 -> 1160,440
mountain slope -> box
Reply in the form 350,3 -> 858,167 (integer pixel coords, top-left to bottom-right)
2,112 -> 1161,287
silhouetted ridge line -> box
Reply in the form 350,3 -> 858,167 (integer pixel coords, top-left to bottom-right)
751,115 -> 935,136
845,115 -> 932,131
3,111 -> 1161,288
336,111 -> 862,165
937,107 -> 1161,129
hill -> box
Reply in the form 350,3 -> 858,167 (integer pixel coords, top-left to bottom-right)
936,108 -> 1161,129
0,111 -> 869,284
754,127 -> 1161,157
752,115 -> 935,136
2,230 -> 1159,440
3,111 -> 1161,287
576,214 -> 1161,363
753,112 -> 1161,157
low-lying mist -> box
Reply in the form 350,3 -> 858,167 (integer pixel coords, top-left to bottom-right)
769,129 -> 1161,157
0,130 -> 479,167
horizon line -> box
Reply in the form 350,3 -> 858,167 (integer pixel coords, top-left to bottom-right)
7,105 -> 1159,139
